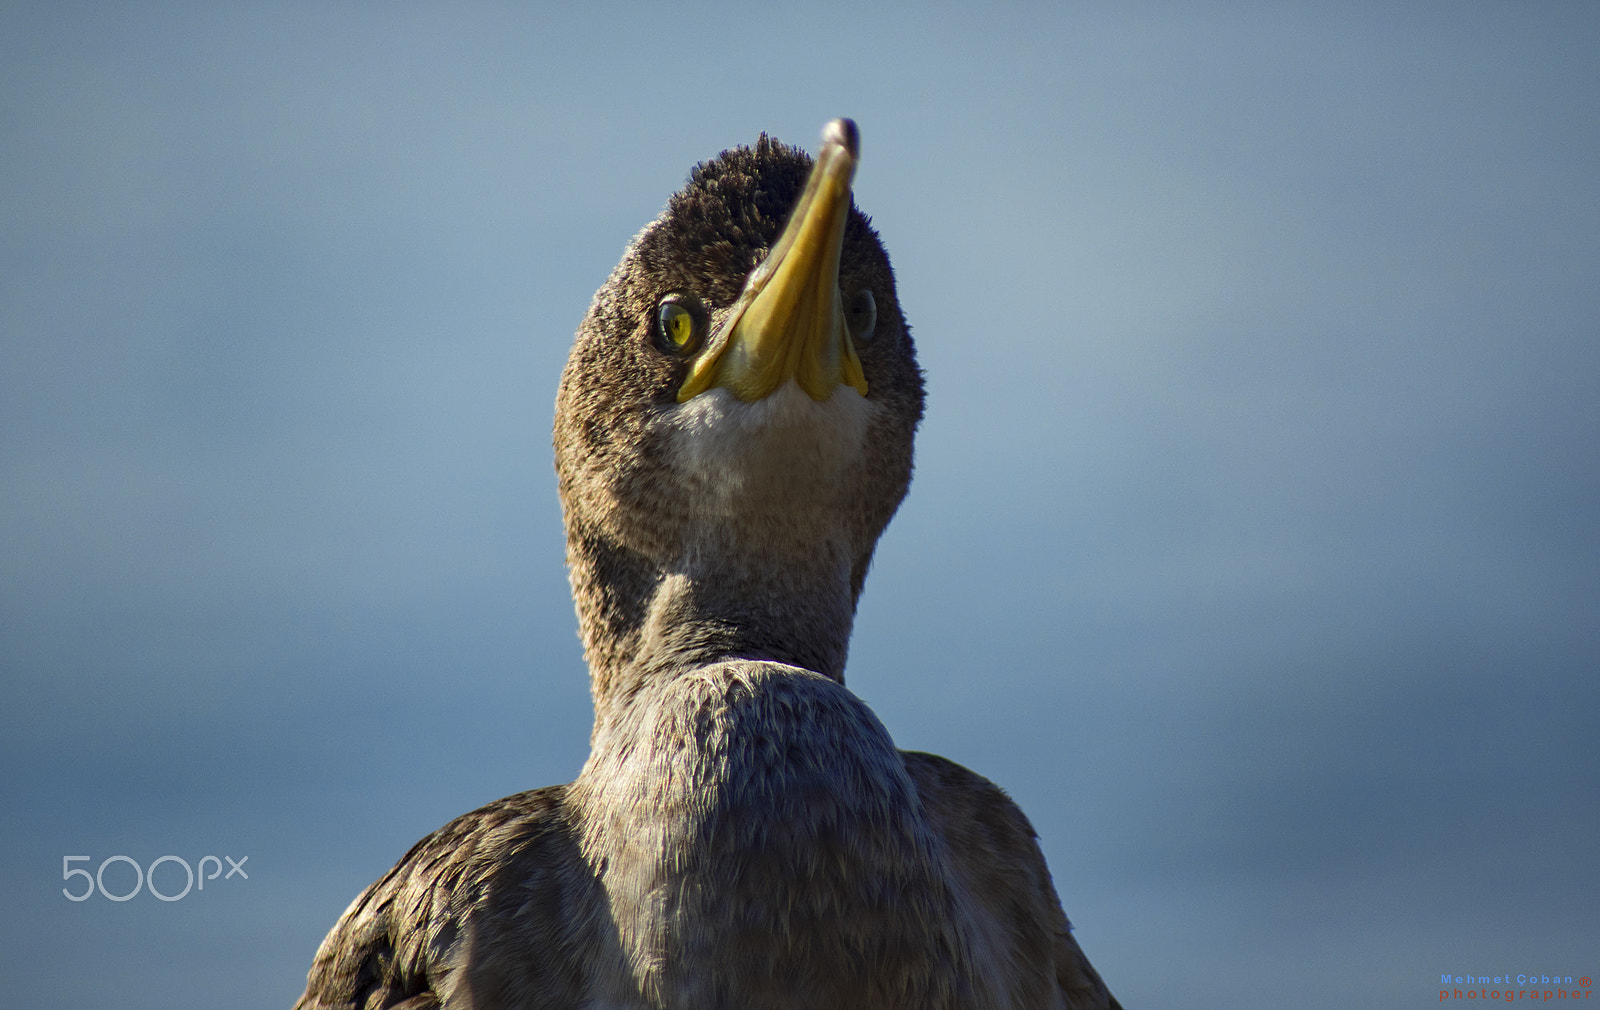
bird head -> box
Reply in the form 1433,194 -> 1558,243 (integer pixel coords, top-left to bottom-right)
554,120 -> 924,693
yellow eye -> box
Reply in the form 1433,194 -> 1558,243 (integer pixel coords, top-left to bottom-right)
657,300 -> 698,354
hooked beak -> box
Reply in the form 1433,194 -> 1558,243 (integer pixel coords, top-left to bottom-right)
677,118 -> 869,404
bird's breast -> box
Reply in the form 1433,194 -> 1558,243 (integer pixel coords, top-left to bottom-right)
570,660 -> 994,1009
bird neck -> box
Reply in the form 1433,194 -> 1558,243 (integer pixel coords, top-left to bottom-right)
568,524 -> 861,731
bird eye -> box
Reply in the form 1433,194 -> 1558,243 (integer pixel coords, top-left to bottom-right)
656,298 -> 700,355
845,289 -> 877,344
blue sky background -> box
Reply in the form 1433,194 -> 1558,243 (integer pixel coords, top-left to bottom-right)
3,4 -> 1597,1007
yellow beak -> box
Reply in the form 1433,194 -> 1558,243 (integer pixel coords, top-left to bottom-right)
677,119 -> 870,404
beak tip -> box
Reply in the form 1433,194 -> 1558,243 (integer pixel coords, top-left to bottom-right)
823,118 -> 859,159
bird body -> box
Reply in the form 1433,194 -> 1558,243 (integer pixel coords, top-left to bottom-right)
295,121 -> 1118,1010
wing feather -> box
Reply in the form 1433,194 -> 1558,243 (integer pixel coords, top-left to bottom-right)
293,786 -> 597,1010
902,751 -> 1120,1010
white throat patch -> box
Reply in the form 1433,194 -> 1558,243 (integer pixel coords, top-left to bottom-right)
656,381 -> 876,523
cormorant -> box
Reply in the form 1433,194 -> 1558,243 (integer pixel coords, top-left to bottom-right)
295,118 -> 1120,1010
